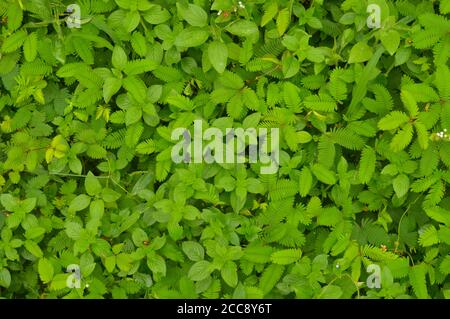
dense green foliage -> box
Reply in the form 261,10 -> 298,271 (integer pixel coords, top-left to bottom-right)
0,0 -> 450,299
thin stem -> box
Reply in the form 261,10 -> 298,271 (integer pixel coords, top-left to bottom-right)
49,172 -> 109,179
316,276 -> 339,298
107,157 -> 130,195
396,193 -> 424,246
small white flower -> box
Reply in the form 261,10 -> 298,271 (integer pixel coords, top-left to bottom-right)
336,264 -> 340,269
436,130 -> 450,141
238,1 -> 245,8
217,10 -> 222,15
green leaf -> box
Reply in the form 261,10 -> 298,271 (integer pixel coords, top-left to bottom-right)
131,228 -> 148,247
38,258 -> 54,283
390,123 -> 413,152
89,199 -> 104,219
243,112 -> 261,128
188,260 -> 213,281
0,269 -> 11,288
409,264 -> 429,299
261,2 -> 278,27
297,131 -> 312,143
348,42 -> 373,63
276,8 -> 290,36
25,226 -> 45,239
117,253 -> 133,272
102,188 -> 121,203
85,171 -> 102,196
247,178 -> 264,194
175,27 -> 209,47
208,41 -> 228,73
318,285 -> 343,298
7,3 -> 22,31
24,240 -> 43,258
166,94 -> 195,111
105,256 -> 116,273
311,164 -> 337,185
50,274 -> 70,291
69,194 -> 91,212
103,77 -> 122,103
131,32 -> 147,56
125,106 -> 142,125
230,191 -> 246,213
112,46 -> 127,70
378,111 -> 410,130
346,47 -> 384,117
182,241 -> 205,261
221,261 -> 238,287
395,47 -> 411,66
307,17 -> 323,29
259,264 -> 284,295
177,3 -> 208,27
146,252 -> 166,276
124,10 -> 140,33
441,0 -> 450,14
123,76 -> 147,103
124,59 -> 158,76
299,167 -> 313,197
125,122 -> 143,147
401,90 -> 418,117
419,225 -> 439,247
65,222 -> 83,240
136,139 -> 156,154
243,245 -> 273,263
21,198 -> 36,213
440,255 -> 450,274
1,194 -> 18,211
303,94 -> 336,112
142,5 -> 171,24
306,47 -> 325,63
414,121 -> 429,150
359,146 -> 376,184
20,197 -> 36,213
23,33 -> 37,62
393,174 -> 410,198
282,55 -> 299,78
380,30 -> 400,55
1,30 -> 27,53
226,20 -> 259,37
271,249 -> 302,265
317,207 -> 341,226
283,82 -> 301,108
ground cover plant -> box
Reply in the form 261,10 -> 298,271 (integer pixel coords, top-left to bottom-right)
0,0 -> 449,299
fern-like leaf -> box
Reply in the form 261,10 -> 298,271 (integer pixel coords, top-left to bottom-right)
328,128 -> 365,150
358,146 -> 376,184
409,264 -> 429,299
259,264 -> 284,295
303,93 -> 337,112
